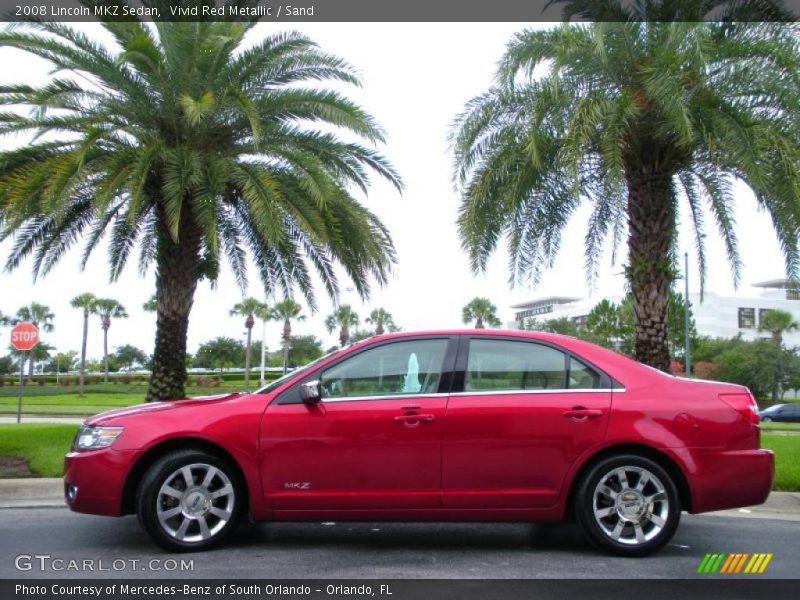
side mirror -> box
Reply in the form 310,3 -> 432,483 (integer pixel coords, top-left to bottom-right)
300,380 -> 322,403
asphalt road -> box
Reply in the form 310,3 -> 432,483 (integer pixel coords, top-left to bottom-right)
0,507 -> 797,579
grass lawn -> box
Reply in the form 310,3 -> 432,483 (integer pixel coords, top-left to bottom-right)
760,422 -> 800,432
0,424 -> 78,478
0,387 -> 245,416
2,426 -> 800,493
761,434 -> 800,492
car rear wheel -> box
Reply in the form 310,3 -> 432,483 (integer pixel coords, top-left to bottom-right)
136,449 -> 244,552
574,454 -> 681,557
762,416 -> 773,422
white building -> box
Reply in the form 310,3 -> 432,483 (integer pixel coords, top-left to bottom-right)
509,279 -> 800,346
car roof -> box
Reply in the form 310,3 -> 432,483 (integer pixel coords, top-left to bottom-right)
356,329 -> 656,384
365,328 -> 579,344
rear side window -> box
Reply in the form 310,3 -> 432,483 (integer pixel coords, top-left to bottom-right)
465,339 -> 567,391
568,357 -> 602,389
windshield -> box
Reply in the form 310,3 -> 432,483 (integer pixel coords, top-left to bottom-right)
253,349 -> 343,395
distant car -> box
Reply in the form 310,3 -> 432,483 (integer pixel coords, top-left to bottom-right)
64,330 -> 773,556
759,403 -> 800,423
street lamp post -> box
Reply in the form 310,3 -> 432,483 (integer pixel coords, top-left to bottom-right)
259,316 -> 267,388
684,252 -> 691,376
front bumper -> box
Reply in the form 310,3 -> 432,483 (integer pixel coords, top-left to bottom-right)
688,448 -> 774,514
63,448 -> 135,516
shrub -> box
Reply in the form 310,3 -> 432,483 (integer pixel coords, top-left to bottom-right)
36,377 -> 46,386
693,361 -> 720,380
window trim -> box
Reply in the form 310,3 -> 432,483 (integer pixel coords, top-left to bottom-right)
451,335 -> 615,394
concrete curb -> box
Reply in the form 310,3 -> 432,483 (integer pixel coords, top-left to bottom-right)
1,478 -> 799,519
0,478 -> 64,508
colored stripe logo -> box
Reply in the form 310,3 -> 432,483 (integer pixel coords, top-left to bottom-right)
697,553 -> 773,574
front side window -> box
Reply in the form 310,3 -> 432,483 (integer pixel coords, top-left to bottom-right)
465,339 -> 567,391
320,339 -> 449,399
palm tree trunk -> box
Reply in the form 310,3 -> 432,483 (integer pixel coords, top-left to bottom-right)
79,309 -> 88,398
282,319 -> 291,374
376,322 -> 385,335
146,208 -> 201,402
476,317 -> 484,329
339,325 -> 348,348
625,164 -> 675,371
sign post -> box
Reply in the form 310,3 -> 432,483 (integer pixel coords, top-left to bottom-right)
10,322 -> 40,424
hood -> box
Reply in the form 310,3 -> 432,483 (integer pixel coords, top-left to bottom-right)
86,392 -> 243,426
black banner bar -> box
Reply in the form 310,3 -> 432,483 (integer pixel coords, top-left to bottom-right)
4,580 -> 800,600
2,0 -> 800,23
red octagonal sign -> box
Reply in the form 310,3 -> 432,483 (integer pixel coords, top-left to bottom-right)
10,322 -> 39,351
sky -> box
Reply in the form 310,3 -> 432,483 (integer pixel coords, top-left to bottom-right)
0,21 -> 790,360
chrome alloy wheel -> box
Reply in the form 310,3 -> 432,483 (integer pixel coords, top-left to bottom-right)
592,465 -> 669,546
156,463 -> 235,542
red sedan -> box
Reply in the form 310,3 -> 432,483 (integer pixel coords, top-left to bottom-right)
64,330 -> 773,556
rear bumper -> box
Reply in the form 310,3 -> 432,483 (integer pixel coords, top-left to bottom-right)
688,448 -> 774,514
63,448 -> 135,516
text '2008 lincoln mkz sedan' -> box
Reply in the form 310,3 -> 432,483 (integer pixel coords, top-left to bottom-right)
64,330 -> 774,556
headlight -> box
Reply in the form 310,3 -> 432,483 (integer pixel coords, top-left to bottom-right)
72,426 -> 124,451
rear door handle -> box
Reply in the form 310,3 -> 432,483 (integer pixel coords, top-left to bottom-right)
562,408 -> 603,419
395,414 -> 435,423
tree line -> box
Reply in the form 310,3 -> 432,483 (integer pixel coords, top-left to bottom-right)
0,299 -> 399,393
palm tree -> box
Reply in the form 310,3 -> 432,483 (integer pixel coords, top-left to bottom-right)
366,308 -> 397,335
230,298 -> 267,391
94,299 -> 129,383
452,10 -> 800,370
462,298 -> 502,329
325,305 -> 360,348
15,303 -> 55,377
0,18 -> 400,401
759,308 -> 800,402
760,309 -> 799,348
70,293 -> 97,397
29,342 -> 54,376
270,298 -> 306,374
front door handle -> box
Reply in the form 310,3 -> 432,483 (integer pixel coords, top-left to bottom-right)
562,408 -> 603,419
395,414 -> 435,424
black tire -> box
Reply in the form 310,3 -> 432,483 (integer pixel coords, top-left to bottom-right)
574,454 -> 681,557
136,449 -> 245,552
761,417 -> 773,422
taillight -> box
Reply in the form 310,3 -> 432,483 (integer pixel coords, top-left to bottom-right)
719,392 -> 760,425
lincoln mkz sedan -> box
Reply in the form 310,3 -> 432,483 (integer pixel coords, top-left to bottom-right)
64,330 -> 774,556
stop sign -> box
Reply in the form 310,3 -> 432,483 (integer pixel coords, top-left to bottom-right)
10,322 -> 39,351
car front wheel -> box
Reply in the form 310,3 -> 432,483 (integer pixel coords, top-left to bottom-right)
136,449 -> 244,552
574,454 -> 681,557
761,416 -> 773,422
